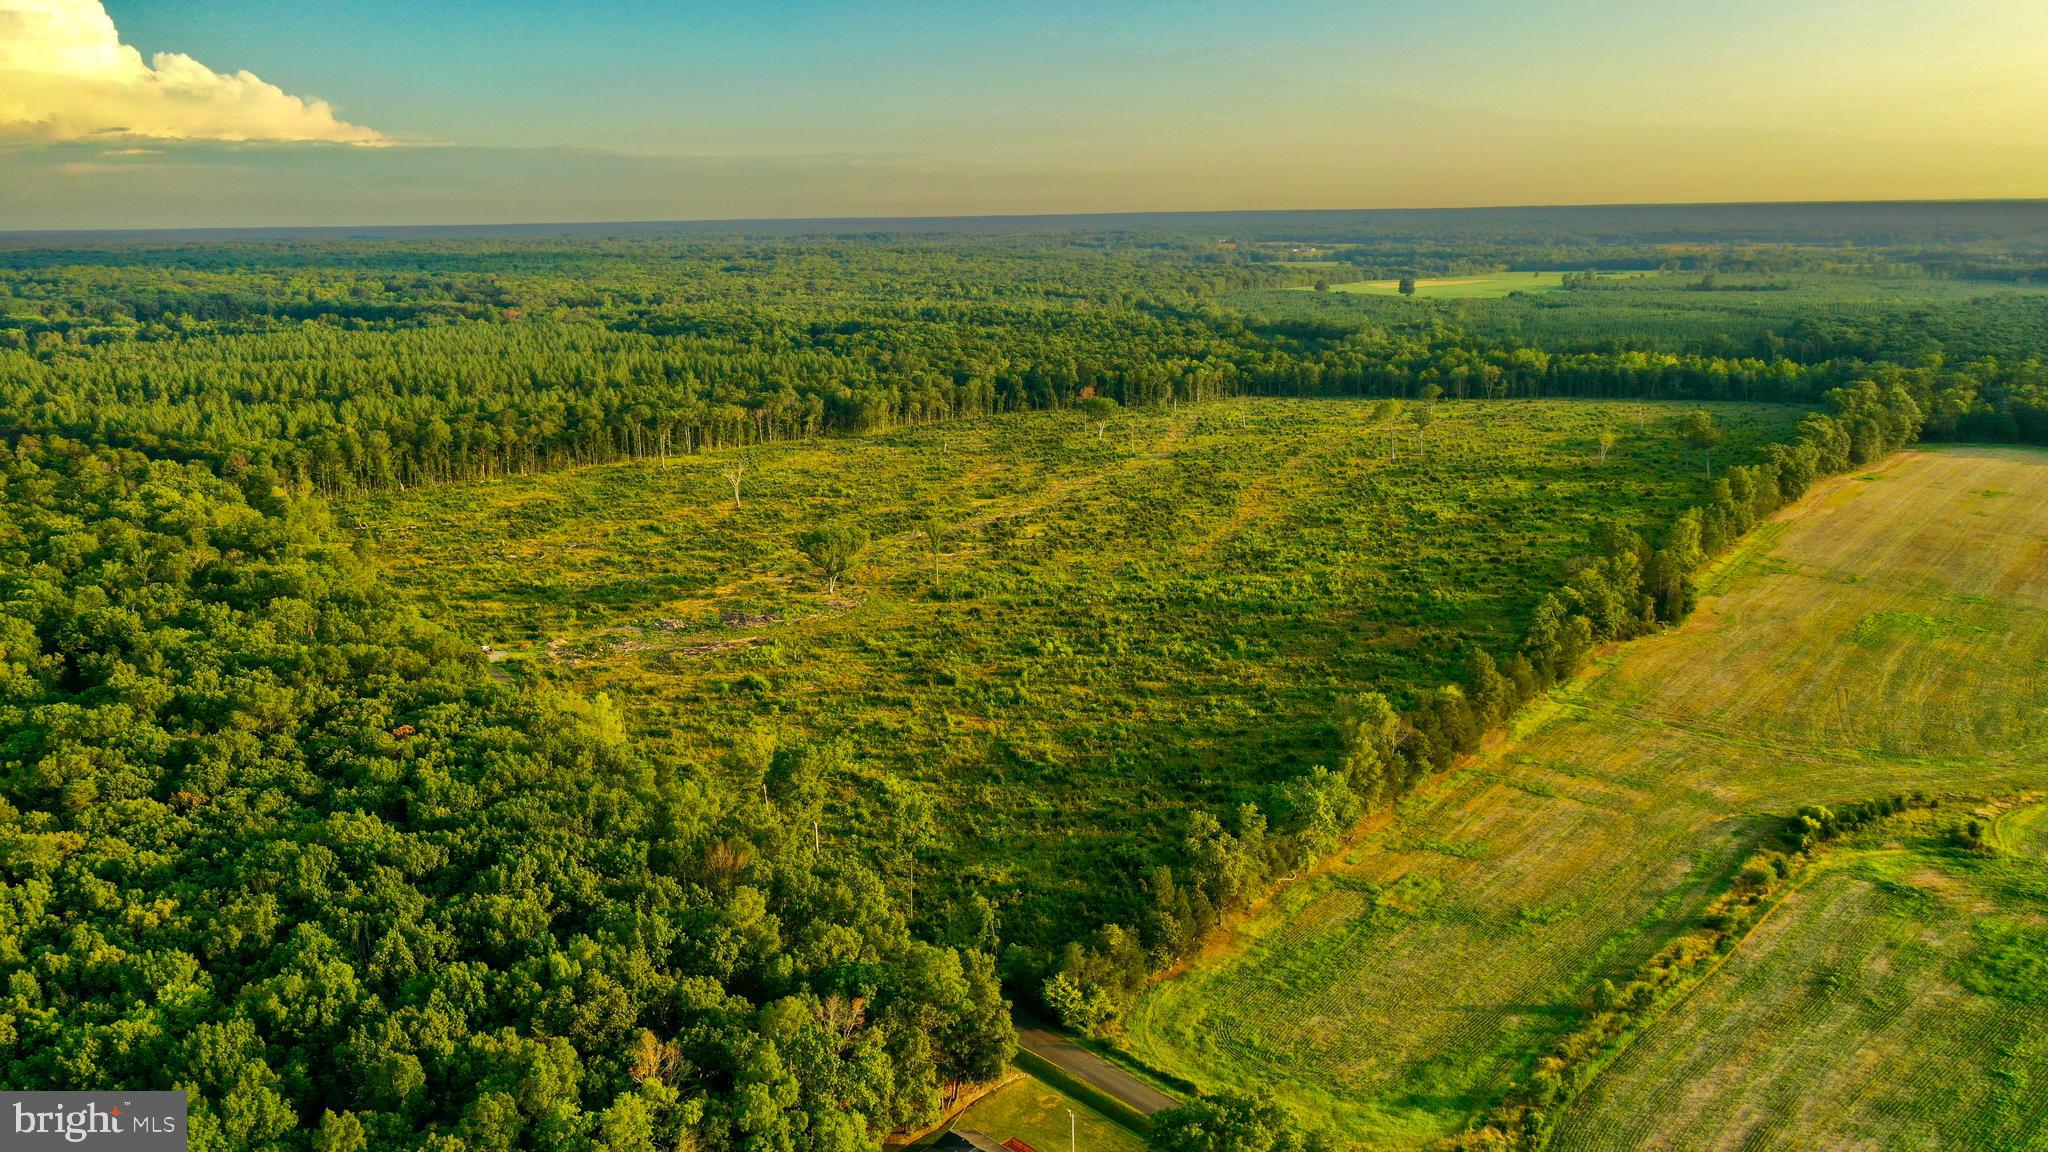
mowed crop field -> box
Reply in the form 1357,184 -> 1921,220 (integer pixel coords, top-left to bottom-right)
1288,271 -> 1654,298
347,398 -> 1799,943
1554,806 -> 2048,1152
1123,445 -> 2048,1149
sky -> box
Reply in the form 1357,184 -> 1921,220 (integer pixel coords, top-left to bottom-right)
2,0 -> 2046,228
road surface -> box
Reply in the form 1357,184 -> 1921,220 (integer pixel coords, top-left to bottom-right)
1013,1024 -> 1179,1116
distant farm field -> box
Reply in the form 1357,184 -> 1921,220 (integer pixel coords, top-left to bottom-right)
1289,271 -> 1654,298
348,398 -> 1799,948
1122,445 -> 2048,1149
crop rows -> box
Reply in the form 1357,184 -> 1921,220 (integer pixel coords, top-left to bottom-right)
1556,845 -> 2048,1150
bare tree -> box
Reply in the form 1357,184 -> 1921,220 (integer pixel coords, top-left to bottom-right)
1598,429 -> 1618,464
721,450 -> 754,508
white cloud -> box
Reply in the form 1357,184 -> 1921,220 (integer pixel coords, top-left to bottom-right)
0,0 -> 383,144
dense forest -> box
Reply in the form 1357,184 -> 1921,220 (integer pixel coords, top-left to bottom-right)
0,211 -> 2032,1150
0,437 -> 1011,1150
2,230 -> 2044,498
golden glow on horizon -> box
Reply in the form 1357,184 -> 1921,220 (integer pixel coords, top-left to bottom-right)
1,0 -> 2044,226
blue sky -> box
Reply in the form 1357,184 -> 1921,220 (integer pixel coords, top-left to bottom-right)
5,1 -> 2046,227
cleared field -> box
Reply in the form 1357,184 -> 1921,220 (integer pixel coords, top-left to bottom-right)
349,399 -> 1796,947
1995,799 -> 2048,859
1122,445 -> 2048,1148
947,1074 -> 1148,1152
1289,271 -> 1653,298
1553,828 -> 2048,1151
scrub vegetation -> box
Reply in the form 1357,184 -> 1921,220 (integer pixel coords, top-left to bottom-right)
348,396 -> 1802,959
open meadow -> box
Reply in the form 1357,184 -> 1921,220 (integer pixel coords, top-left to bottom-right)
347,398 -> 1801,948
1121,445 -> 2048,1148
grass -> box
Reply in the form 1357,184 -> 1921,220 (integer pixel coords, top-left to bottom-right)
946,1073 -> 1149,1152
1121,445 -> 2048,1149
347,398 -> 1801,945
1996,800 -> 2048,860
1009,1048 -> 1159,1134
1287,271 -> 1652,299
1553,818 -> 2048,1150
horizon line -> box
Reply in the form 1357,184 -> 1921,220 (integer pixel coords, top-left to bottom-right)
5,196 -> 2048,243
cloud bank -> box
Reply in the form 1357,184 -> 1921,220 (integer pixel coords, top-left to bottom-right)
0,0 -> 383,144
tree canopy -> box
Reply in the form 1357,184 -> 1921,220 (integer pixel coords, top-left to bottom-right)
0,437 -> 1012,1151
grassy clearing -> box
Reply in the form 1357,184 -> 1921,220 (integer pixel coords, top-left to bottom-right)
947,1074 -> 1148,1152
348,399 -> 1797,944
1553,814 -> 2048,1151
1122,446 -> 2048,1148
1994,799 -> 2048,860
1288,271 -> 1653,298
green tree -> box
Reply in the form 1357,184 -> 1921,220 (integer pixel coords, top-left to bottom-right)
1152,1092 -> 1331,1152
940,951 -> 1017,1084
797,524 -> 868,595
1678,409 -> 1723,477
1041,972 -> 1118,1036
1274,767 -> 1361,863
884,778 -> 940,918
1337,692 -> 1402,807
1652,509 -> 1706,620
919,513 -> 948,583
1411,402 -> 1436,458
1078,394 -> 1120,440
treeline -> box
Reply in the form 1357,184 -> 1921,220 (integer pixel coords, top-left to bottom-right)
1038,380 -> 1926,1034
6,237 -> 2048,503
4,306 -> 2039,500
0,438 -> 1013,1151
0,235 -> 1287,345
1300,241 -> 1929,281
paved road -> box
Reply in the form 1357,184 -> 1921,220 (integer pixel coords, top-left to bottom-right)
1014,1024 -> 1179,1116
